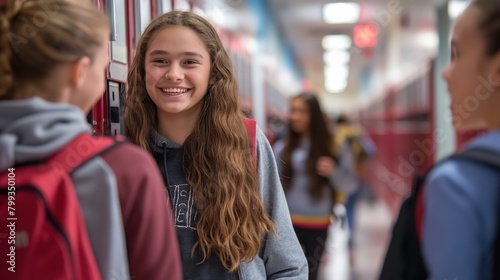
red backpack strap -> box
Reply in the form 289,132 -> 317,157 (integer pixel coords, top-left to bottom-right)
46,133 -> 125,173
0,134 -> 125,280
45,133 -> 124,278
244,118 -> 257,165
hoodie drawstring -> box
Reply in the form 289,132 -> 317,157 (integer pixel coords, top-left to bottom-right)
162,141 -> 172,190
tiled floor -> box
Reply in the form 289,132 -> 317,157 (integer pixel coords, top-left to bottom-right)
319,197 -> 393,280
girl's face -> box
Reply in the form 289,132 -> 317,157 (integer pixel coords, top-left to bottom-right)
289,98 -> 310,135
442,6 -> 500,130
145,26 -> 211,120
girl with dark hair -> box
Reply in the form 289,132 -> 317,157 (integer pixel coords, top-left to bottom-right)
123,10 -> 307,279
273,93 -> 357,280
422,0 -> 500,278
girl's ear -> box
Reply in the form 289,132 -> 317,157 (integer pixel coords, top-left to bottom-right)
68,57 -> 91,88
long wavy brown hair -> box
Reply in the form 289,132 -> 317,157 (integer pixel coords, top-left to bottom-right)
123,11 -> 275,272
281,93 -> 335,200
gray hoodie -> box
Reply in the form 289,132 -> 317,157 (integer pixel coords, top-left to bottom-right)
0,97 -> 130,278
150,125 -> 308,279
0,97 -> 183,280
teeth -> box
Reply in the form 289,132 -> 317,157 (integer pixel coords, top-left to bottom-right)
162,88 -> 187,93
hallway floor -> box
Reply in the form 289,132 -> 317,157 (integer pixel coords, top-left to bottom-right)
319,197 -> 393,280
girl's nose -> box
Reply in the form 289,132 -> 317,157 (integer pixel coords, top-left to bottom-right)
165,64 -> 183,81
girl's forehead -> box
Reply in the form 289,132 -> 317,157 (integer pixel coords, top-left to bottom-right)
453,7 -> 480,42
291,98 -> 308,107
146,27 -> 209,56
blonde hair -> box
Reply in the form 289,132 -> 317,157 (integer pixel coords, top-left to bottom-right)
124,11 -> 275,272
0,0 -> 109,100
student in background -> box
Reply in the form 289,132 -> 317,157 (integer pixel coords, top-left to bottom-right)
0,0 -> 181,279
423,0 -> 500,279
123,10 -> 307,279
333,113 -> 376,262
273,93 -> 357,280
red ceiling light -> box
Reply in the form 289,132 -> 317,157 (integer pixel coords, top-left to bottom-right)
353,24 -> 378,48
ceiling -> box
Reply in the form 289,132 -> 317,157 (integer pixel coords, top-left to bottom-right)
267,0 -> 439,114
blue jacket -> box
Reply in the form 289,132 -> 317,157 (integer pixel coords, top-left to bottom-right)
423,131 -> 500,280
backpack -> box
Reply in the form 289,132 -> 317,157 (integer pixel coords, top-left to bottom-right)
244,118 -> 257,164
379,147 -> 500,280
0,133 -> 124,280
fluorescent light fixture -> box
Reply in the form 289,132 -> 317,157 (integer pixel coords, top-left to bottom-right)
323,50 -> 350,65
323,2 -> 360,24
448,0 -> 469,19
324,65 -> 348,93
325,65 -> 349,79
322,35 -> 352,50
325,78 -> 348,93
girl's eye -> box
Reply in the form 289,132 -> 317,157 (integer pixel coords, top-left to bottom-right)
184,60 -> 197,65
450,47 -> 458,61
153,59 -> 167,64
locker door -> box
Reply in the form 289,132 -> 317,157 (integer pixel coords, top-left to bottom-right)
88,0 -> 110,135
135,0 -> 151,45
160,0 -> 173,13
89,0 -> 133,136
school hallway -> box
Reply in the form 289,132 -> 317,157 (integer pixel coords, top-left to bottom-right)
319,194 -> 393,280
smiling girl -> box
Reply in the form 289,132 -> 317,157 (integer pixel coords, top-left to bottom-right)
124,10 -> 307,279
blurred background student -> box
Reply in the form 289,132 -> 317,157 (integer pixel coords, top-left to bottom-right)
273,92 -> 357,280
333,113 -> 377,263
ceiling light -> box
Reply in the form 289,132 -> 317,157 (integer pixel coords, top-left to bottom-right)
323,50 -> 350,65
322,35 -> 352,50
323,2 -> 360,24
325,65 -> 349,80
324,65 -> 349,93
325,78 -> 348,93
353,24 -> 378,48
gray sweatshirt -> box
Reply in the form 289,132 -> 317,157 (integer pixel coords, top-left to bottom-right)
0,97 -> 182,280
150,125 -> 308,279
273,138 -> 358,228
